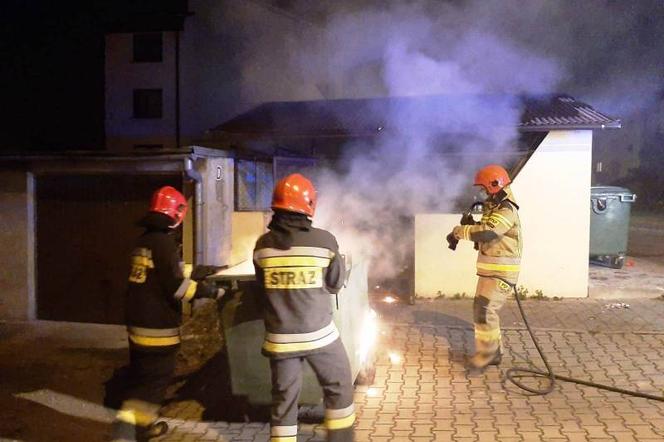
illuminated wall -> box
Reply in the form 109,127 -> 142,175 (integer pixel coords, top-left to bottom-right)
415,130 -> 593,298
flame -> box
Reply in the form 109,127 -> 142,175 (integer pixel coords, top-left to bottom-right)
366,387 -> 381,397
358,309 -> 379,365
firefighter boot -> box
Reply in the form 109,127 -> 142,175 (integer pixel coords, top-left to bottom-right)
467,349 -> 502,370
110,419 -> 137,442
132,421 -> 169,441
143,421 -> 169,439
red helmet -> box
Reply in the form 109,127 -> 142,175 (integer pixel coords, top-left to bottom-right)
474,164 -> 511,194
150,186 -> 188,227
272,173 -> 317,217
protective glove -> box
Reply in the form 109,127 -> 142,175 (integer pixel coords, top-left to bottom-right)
446,232 -> 459,251
460,212 -> 476,226
190,265 -> 219,282
194,280 -> 225,300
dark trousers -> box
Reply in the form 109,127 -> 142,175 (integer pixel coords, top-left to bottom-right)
125,347 -> 178,406
111,346 -> 178,441
270,339 -> 355,442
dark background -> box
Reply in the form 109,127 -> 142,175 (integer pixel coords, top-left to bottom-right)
0,0 -> 188,151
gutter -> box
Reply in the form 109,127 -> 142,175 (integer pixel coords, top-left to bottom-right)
184,156 -> 204,266
518,122 -> 622,132
175,30 -> 181,149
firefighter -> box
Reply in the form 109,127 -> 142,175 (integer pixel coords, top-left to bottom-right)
112,186 -> 220,441
253,173 -> 355,442
446,165 -> 522,370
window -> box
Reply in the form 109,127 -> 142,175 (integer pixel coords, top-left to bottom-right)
234,157 -> 319,211
273,156 -> 317,182
133,33 -> 163,63
133,89 -> 163,119
235,160 -> 274,211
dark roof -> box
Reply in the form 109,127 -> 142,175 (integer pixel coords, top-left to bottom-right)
214,94 -> 620,138
519,95 -> 620,130
0,146 -> 229,161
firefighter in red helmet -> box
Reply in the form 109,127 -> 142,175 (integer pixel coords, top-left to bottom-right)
447,165 -> 522,370
112,186 -> 220,441
254,174 -> 355,442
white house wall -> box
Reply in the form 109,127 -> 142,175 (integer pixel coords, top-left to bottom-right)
415,130 -> 593,299
105,32 -> 178,150
105,1 -> 326,152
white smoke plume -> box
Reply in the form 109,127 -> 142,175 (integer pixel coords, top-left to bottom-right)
263,1 -> 561,279
210,0 -> 664,280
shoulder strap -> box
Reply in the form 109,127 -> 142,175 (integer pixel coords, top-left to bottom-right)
499,199 -> 520,211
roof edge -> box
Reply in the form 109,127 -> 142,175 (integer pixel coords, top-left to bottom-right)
519,120 -> 622,132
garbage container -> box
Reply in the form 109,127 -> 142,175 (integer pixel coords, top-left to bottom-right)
209,258 -> 376,407
590,186 -> 636,268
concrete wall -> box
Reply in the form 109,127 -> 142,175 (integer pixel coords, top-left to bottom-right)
0,170 -> 32,319
415,130 -> 593,299
415,214 -> 479,297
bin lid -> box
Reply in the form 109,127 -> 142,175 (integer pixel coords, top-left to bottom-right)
591,186 -> 636,203
208,260 -> 256,282
591,186 -> 634,197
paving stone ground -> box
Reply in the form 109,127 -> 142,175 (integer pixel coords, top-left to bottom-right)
86,197 -> 664,442
147,298 -> 664,442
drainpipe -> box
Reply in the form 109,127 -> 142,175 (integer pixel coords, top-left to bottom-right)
184,156 -> 204,266
175,30 -> 181,149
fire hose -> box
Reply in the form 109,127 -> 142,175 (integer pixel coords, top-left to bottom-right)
449,203 -> 664,401
506,284 -> 664,402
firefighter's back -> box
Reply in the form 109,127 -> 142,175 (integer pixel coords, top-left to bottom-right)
254,226 -> 340,337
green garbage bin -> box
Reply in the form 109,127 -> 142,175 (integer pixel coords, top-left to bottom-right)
590,186 -> 636,268
209,259 -> 376,407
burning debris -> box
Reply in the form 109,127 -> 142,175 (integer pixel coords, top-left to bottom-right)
177,300 -> 224,374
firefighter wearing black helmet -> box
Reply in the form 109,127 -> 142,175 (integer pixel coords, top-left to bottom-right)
111,186 -> 220,441
254,173 -> 355,442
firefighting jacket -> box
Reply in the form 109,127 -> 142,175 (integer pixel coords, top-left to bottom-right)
253,212 -> 345,359
125,213 -> 204,350
452,186 -> 522,284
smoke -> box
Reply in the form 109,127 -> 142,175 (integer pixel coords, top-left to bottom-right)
285,1 -> 561,278
216,0 -> 664,280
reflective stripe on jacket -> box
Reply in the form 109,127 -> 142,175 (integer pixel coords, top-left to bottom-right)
125,213 -> 196,334
453,186 -> 522,284
254,228 -> 345,358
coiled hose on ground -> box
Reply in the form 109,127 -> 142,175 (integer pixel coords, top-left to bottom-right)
505,286 -> 664,402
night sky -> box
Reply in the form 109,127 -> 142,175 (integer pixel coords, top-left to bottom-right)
2,1 -> 663,158
1,2 -> 103,151
0,0 -> 187,151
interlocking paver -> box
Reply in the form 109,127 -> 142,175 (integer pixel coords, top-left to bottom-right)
96,297 -> 664,441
